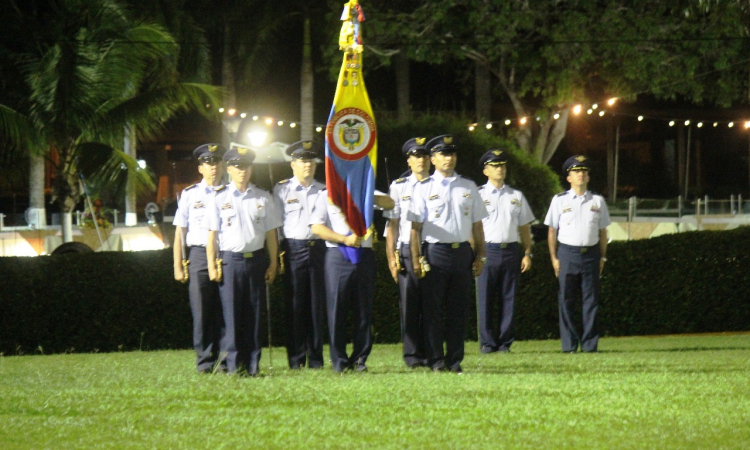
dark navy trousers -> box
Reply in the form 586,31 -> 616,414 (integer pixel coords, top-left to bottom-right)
324,247 -> 375,372
188,246 -> 223,372
218,249 -> 268,374
476,242 -> 520,351
422,242 -> 474,370
282,239 -> 326,369
397,243 -> 426,367
557,243 -> 601,352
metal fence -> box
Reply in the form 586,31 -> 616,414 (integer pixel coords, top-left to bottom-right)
608,195 -> 749,219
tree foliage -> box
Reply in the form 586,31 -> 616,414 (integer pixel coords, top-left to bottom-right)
359,0 -> 750,163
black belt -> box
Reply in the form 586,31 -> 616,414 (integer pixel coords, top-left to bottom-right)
287,239 -> 323,247
224,249 -> 265,259
559,243 -> 598,253
429,242 -> 470,249
486,242 -> 519,249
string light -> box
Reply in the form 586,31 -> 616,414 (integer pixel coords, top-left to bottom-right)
240,113 -> 246,118
592,104 -> 598,110
468,124 -> 476,131
669,121 -> 675,127
587,109 -> 593,114
520,117 -> 527,125
573,105 -> 582,115
553,113 -> 560,120
504,119 -> 511,125
684,120 -> 690,126
729,122 -> 735,128
228,109 -> 236,116
607,98 -> 617,106
697,122 -> 703,128
598,110 -> 605,117
638,116 -> 644,121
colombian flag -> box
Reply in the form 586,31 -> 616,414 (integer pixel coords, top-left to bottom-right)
325,0 -> 377,263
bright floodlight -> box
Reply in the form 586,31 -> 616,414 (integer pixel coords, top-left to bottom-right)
248,130 -> 268,147
572,105 -> 582,115
745,121 -> 750,129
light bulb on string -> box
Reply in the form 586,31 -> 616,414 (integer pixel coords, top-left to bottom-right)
290,122 -> 296,128
638,116 -> 644,121
713,122 -> 718,127
729,122 -> 734,128
669,121 -> 675,127
504,119 -> 511,125
572,105 -> 582,115
697,122 -> 703,128
253,116 -> 259,121
520,117 -> 528,125
228,109 -> 236,116
587,109 -> 593,114
553,113 -> 560,120
486,123 -> 493,130
316,126 -> 323,132
240,113 -> 247,119
469,125 -> 476,131
684,120 -> 690,126
598,111 -> 605,117
592,104 -> 598,110
607,98 -> 617,106
218,108 -> 225,113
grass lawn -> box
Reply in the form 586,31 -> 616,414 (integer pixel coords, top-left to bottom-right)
1,334 -> 749,449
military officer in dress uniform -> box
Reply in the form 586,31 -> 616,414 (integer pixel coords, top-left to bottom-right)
206,145 -> 281,375
408,135 -> 489,374
476,149 -> 535,354
309,191 -> 394,373
385,137 -> 432,368
173,143 -> 226,373
544,155 -> 610,353
272,140 -> 327,370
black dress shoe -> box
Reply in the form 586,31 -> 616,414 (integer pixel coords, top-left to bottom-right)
481,346 -> 498,354
497,347 -> 510,353
432,362 -> 447,372
356,363 -> 368,373
450,364 -> 463,374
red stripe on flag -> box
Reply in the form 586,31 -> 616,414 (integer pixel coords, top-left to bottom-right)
325,157 -> 367,236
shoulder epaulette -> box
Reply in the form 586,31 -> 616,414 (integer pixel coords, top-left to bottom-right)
214,185 -> 226,192
394,177 -> 407,184
277,178 -> 290,185
556,191 -> 567,197
184,184 -> 197,191
419,177 -> 431,184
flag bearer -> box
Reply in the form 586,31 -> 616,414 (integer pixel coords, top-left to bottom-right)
309,191 -> 394,373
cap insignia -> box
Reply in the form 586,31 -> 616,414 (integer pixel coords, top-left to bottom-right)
575,155 -> 587,162
493,150 -> 502,156
443,136 -> 453,145
302,141 -> 313,150
237,146 -> 248,156
208,145 -> 218,153
415,137 -> 426,145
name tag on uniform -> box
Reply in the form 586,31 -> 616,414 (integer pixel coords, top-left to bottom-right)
401,195 -> 411,201
562,207 -> 572,213
286,199 -> 299,204
221,203 -> 233,210
192,201 -> 205,209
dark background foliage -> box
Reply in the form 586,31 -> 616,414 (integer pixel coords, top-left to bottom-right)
2,227 -> 749,356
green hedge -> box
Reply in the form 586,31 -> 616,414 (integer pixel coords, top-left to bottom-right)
2,227 -> 750,355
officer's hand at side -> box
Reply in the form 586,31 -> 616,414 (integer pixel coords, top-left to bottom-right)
208,265 -> 219,282
174,266 -> 185,282
521,256 -> 532,273
599,259 -> 606,275
551,258 -> 560,278
343,234 -> 361,248
388,259 -> 399,283
414,262 -> 425,279
265,262 -> 278,284
472,258 -> 485,277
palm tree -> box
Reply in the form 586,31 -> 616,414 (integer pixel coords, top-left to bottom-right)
0,0 -> 222,242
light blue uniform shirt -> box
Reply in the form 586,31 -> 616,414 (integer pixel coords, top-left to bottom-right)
208,183 -> 282,253
407,171 -> 488,244
173,179 -> 216,247
479,183 -> 535,244
544,190 -> 611,247
383,173 -> 421,245
272,177 -> 326,240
